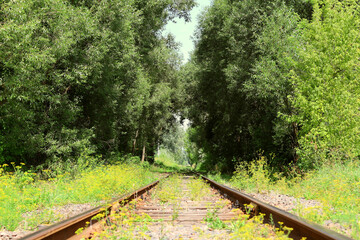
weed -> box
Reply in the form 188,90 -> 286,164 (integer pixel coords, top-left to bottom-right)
215,159 -> 360,239
203,208 -> 227,229
187,176 -> 211,201
231,153 -> 271,193
152,174 -> 182,203
171,201 -> 180,220
229,211 -> 292,239
151,174 -> 183,222
0,161 -> 157,231
152,150 -> 187,173
86,199 -> 157,239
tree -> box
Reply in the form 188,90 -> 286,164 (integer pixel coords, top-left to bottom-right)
0,0 -> 99,164
288,0 -> 360,168
0,0 -> 195,165
186,0 -> 310,171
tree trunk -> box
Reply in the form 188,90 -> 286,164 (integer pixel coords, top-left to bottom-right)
148,146 -> 155,164
132,130 -> 139,155
292,121 -> 299,163
284,97 -> 300,164
141,143 -> 146,163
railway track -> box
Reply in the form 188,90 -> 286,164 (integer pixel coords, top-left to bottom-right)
19,174 -> 352,240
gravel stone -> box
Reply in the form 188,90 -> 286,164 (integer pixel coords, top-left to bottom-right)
244,191 -> 321,212
1,203 -> 97,240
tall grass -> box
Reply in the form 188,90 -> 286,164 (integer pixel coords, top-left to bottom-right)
287,162 -> 360,239
151,149 -> 187,172
0,160 -> 157,231
217,157 -> 360,239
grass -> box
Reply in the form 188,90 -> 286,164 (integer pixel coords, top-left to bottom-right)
6,150 -> 355,239
228,210 -> 293,240
209,157 -> 360,239
203,206 -> 228,230
184,176 -> 293,239
187,176 -> 212,201
85,199 -> 155,239
151,174 -> 183,221
0,160 -> 158,231
0,150 -> 187,232
286,162 -> 360,239
87,174 -> 293,239
152,174 -> 182,203
84,175 -> 186,239
151,149 -> 188,173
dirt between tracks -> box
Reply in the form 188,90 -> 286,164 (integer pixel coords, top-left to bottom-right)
133,176 -> 236,239
90,175 -> 291,240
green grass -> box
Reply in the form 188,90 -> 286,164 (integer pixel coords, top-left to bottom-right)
210,158 -> 360,239
85,198 -> 155,239
0,160 -> 158,231
91,174 -> 293,239
228,211 -> 293,240
187,176 -> 211,201
151,149 -> 188,173
185,176 -> 293,239
285,162 -> 360,239
152,174 -> 182,203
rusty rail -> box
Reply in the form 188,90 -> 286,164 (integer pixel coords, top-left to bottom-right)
20,174 -> 353,240
20,180 -> 160,240
202,176 -> 353,240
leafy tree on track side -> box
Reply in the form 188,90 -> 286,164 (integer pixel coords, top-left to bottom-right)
186,0 -> 308,172
186,0 -> 360,172
0,0 -> 195,166
288,0 -> 360,168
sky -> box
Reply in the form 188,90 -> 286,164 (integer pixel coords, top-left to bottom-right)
163,0 -> 212,64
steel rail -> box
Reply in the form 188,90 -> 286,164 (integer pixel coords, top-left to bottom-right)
20,180 -> 160,240
202,176 -> 353,240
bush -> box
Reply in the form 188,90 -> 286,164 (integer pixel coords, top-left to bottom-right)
289,0 -> 360,168
0,160 -> 157,231
231,153 -> 271,193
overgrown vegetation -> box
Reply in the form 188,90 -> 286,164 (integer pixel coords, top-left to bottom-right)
209,158 -> 360,239
152,149 -> 188,172
84,175 -> 294,239
187,176 -> 211,201
1,0 -> 360,238
152,174 -> 182,203
184,0 -> 360,172
81,198 -> 156,239
228,211 -> 293,240
0,0 -> 195,166
0,160 -> 157,231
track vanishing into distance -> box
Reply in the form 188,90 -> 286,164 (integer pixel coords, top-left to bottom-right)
20,174 -> 352,240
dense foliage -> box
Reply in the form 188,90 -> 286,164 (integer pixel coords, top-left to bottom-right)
288,0 -> 360,168
185,0 -> 360,171
0,0 -> 195,166
158,120 -> 188,165
1,0 -> 359,172
0,161 -> 158,231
